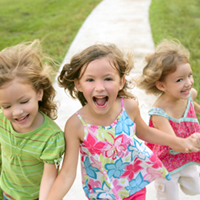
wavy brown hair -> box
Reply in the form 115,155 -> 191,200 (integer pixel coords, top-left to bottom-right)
138,39 -> 190,95
0,40 -> 58,119
58,43 -> 136,106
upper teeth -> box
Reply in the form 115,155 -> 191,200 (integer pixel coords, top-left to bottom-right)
18,116 -> 26,121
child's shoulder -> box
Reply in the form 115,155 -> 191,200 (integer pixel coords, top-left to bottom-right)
65,111 -> 84,141
123,97 -> 140,119
42,112 -> 61,130
123,97 -> 139,109
66,112 -> 82,127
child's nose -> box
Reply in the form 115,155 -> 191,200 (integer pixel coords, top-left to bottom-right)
95,81 -> 104,92
13,106 -> 23,116
186,77 -> 193,86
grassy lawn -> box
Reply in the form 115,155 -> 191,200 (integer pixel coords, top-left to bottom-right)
150,0 -> 200,112
0,0 -> 101,198
0,0 -> 101,67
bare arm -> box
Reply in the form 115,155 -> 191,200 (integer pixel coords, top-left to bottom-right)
124,98 -> 200,153
151,115 -> 176,136
46,114 -> 82,200
39,163 -> 58,200
150,110 -> 186,154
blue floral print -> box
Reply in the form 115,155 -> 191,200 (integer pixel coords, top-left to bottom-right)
105,158 -> 128,178
85,156 -> 100,179
93,182 -> 116,199
125,172 -> 149,196
115,111 -> 134,136
128,140 -> 150,161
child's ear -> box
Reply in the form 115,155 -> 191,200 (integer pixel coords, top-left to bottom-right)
119,76 -> 125,90
74,79 -> 82,92
156,81 -> 166,92
37,89 -> 44,101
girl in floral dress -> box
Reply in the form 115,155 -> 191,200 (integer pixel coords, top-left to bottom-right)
47,43 -> 200,200
138,39 -> 200,200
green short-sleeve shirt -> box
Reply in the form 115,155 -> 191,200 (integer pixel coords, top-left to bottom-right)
0,111 -> 65,200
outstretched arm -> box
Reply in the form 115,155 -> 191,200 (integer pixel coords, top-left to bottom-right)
124,98 -> 200,153
151,115 -> 176,136
46,114 -> 82,200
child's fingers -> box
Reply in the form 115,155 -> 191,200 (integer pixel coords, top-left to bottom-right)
191,133 -> 200,148
185,148 -> 190,153
185,134 -> 200,152
186,146 -> 199,153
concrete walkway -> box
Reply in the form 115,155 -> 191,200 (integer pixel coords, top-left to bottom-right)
53,0 -> 200,199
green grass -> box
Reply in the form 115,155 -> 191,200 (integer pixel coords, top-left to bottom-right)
0,0 -> 101,65
0,0 -> 101,199
150,0 -> 200,108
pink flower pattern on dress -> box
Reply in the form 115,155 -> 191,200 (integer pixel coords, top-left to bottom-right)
146,154 -> 163,168
89,178 -> 101,189
88,125 -> 99,135
113,179 -> 123,191
104,133 -> 126,160
144,167 -> 163,182
76,98 -> 170,200
120,157 -> 143,181
90,156 -> 102,168
83,132 -> 107,155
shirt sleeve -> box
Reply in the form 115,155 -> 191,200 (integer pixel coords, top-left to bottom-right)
40,131 -> 65,168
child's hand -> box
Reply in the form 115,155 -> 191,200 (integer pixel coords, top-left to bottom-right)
184,133 -> 200,153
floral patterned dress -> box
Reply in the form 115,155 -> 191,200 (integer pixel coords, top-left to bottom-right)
146,96 -> 200,174
77,98 -> 170,200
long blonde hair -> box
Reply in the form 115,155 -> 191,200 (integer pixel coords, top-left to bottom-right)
138,39 -> 190,95
58,43 -> 136,106
0,40 -> 58,119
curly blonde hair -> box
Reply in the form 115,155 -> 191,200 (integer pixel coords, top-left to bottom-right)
138,39 -> 190,95
0,40 -> 58,120
58,43 -> 135,106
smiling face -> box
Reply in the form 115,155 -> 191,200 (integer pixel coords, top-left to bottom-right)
75,57 -> 125,116
0,78 -> 44,133
157,63 -> 194,100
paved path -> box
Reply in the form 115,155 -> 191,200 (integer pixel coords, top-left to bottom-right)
53,0 -> 200,199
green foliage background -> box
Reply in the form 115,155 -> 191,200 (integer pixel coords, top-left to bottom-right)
0,0 -> 101,64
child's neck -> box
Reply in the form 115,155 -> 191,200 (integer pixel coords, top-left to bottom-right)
155,93 -> 188,119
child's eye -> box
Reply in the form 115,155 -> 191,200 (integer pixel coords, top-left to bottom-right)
176,79 -> 182,82
105,78 -> 112,81
2,105 -> 11,109
21,100 -> 29,104
189,73 -> 192,77
86,78 -> 94,82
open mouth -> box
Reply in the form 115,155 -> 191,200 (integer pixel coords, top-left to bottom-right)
181,88 -> 190,94
15,114 -> 29,123
93,96 -> 108,107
